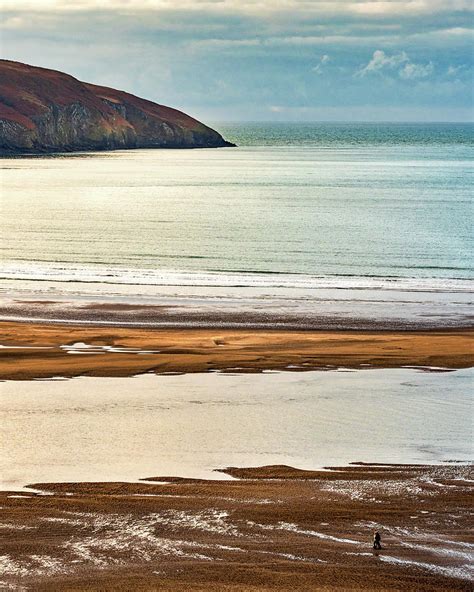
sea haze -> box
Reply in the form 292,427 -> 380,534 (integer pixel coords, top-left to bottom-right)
0,123 -> 472,328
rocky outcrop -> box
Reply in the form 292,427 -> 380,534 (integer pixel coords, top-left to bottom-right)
0,60 -> 234,154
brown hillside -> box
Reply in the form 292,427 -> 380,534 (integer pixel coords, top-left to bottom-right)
0,60 -> 233,153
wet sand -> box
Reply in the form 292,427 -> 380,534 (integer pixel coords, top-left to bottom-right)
1,464 -> 472,591
2,322 -> 473,589
1,321 -> 473,379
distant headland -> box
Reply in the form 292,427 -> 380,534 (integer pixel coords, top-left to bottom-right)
0,60 -> 235,154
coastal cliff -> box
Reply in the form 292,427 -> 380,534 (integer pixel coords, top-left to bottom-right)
0,60 -> 234,154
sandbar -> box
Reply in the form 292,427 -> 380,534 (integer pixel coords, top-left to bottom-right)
0,321 -> 472,379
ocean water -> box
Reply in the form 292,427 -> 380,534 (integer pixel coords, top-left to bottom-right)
1,369 -> 472,488
1,126 -> 473,488
0,122 -> 472,327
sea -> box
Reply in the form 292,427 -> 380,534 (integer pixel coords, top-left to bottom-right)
0,122 -> 472,328
0,122 -> 473,487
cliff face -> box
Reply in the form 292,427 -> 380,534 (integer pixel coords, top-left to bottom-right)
0,60 -> 234,154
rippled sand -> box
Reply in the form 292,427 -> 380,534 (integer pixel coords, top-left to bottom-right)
1,464 -> 472,591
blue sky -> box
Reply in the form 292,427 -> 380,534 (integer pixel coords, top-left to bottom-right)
1,1 -> 473,122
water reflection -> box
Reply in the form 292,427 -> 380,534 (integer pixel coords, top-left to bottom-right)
1,368 -> 471,489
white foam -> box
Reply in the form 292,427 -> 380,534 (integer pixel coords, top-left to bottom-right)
2,261 -> 472,293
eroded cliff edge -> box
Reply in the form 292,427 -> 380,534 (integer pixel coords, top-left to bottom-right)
0,60 -> 234,154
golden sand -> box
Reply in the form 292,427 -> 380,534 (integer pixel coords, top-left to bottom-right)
1,321 -> 473,379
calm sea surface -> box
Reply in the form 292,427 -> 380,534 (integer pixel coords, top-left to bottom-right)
0,122 -> 472,326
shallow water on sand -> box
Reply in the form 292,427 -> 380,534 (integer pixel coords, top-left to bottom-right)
1,368 -> 471,489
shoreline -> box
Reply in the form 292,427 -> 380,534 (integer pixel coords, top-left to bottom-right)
2,463 -> 472,591
1,276 -> 472,332
2,313 -> 474,332
3,457 -> 473,494
1,321 -> 473,380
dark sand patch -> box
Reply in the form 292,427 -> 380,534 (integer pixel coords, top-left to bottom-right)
1,297 -> 473,331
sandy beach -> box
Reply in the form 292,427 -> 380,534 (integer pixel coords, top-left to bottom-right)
2,15 -> 473,589
1,321 -> 473,380
2,321 -> 473,590
1,463 -> 472,591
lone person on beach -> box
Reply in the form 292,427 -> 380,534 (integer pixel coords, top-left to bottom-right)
373,531 -> 382,550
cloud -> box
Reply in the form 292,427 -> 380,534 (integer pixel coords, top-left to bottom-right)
356,50 -> 408,75
348,0 -> 473,16
312,54 -> 330,74
3,0 -> 473,15
399,61 -> 434,79
0,1 -> 472,121
356,50 -> 434,80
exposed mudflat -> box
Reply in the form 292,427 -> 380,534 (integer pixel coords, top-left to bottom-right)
1,464 -> 472,591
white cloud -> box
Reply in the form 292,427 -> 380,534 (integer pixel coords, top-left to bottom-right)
312,54 -> 330,74
446,64 -> 469,77
356,50 -> 434,80
399,61 -> 433,79
356,50 -> 408,75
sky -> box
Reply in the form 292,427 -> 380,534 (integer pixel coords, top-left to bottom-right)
1,0 -> 473,122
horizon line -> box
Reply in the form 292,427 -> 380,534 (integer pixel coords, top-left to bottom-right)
210,120 -> 474,125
